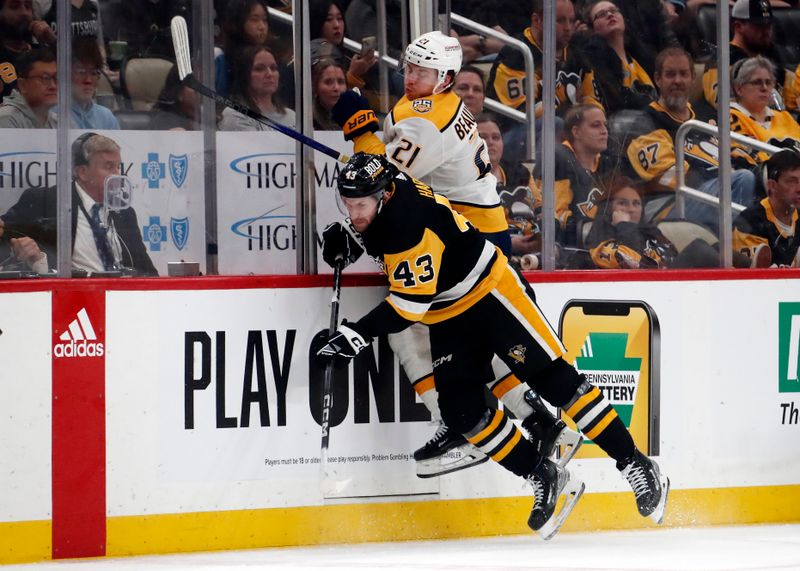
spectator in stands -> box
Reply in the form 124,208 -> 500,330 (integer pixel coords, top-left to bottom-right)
216,0 -> 273,97
702,0 -> 797,113
68,39 -> 119,129
310,0 -> 377,95
0,0 -> 36,102
626,46 -> 757,231
575,0 -> 657,116
477,112 -> 541,259
733,148 -> 800,267
33,0 -> 113,81
448,0 -> 514,63
0,48 -> 56,128
488,0 -> 590,119
584,176 -> 680,268
453,65 -> 486,116
614,0 -> 678,77
312,58 -> 346,130
219,45 -> 295,131
0,133 -> 158,276
344,0 -> 404,59
535,104 -> 615,247
730,57 -> 800,151
149,64 -> 198,130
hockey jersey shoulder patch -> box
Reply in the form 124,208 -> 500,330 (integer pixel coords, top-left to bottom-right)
391,92 -> 461,131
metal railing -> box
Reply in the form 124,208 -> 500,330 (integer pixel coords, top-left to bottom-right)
675,119 -> 779,215
450,13 -> 534,162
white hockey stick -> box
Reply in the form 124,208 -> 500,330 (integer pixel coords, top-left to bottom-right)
170,16 -> 351,163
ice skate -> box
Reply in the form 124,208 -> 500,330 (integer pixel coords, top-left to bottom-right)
617,450 -> 670,524
526,458 -> 585,540
521,390 -> 582,467
414,423 -> 488,478
523,416 -> 582,467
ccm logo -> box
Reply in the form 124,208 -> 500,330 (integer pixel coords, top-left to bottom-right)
432,354 -> 452,368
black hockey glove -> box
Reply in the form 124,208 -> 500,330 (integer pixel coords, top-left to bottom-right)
321,221 -> 364,268
316,320 -> 370,363
332,90 -> 379,141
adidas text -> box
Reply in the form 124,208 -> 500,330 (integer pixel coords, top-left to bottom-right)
54,339 -> 105,358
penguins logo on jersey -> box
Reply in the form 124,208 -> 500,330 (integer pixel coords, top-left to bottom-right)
508,344 -> 527,364
412,99 -> 433,113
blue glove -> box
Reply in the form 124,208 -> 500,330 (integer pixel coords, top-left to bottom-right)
321,221 -> 364,268
316,320 -> 370,363
332,90 -> 379,140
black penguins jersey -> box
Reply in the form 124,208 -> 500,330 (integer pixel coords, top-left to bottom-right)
487,27 -> 594,117
354,172 -> 506,340
733,198 -> 799,266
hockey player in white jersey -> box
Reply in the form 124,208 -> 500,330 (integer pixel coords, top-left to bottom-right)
329,31 -> 581,478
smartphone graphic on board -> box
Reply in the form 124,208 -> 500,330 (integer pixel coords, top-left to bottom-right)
558,300 -> 661,456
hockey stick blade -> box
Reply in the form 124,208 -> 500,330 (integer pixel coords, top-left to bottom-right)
170,16 -> 192,80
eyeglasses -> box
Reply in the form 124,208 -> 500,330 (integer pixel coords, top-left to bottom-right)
23,74 -> 57,86
592,6 -> 620,23
744,78 -> 775,88
73,67 -> 102,79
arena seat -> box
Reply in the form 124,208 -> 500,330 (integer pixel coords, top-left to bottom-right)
120,57 -> 174,111
657,220 -> 718,252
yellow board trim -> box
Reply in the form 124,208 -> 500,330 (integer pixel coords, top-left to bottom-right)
0,520 -> 51,564
105,484 -> 800,557
5,485 -> 800,563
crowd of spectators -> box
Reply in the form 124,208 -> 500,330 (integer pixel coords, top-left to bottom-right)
0,0 -> 798,271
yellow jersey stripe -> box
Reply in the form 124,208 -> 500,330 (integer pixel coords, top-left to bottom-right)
391,92 -> 461,131
583,408 -> 618,441
566,391 -> 596,419
468,410 -> 503,445
492,428 -> 522,462
450,203 -> 508,234
491,375 -> 521,400
413,375 -> 436,395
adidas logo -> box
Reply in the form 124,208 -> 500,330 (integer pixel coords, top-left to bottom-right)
54,307 -> 104,358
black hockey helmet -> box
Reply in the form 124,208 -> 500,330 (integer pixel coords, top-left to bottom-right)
337,152 -> 398,198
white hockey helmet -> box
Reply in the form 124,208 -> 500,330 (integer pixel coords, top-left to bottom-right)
403,31 -> 463,94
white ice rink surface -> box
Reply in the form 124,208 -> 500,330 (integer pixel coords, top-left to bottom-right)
6,524 -> 800,571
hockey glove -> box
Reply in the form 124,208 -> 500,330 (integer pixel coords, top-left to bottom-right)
332,90 -> 379,141
321,221 -> 364,268
316,320 -> 370,363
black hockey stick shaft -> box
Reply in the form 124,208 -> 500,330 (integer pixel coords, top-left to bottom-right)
320,258 -> 344,471
170,16 -> 350,163
184,75 -> 350,162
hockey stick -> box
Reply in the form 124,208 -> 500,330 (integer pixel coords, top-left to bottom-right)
320,258 -> 349,496
169,16 -> 351,163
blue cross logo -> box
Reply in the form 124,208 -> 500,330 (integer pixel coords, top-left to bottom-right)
143,216 -> 167,251
141,152 -> 166,189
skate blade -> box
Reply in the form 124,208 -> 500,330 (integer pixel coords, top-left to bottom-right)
536,477 -> 585,541
649,474 -> 670,525
555,428 -> 582,468
416,445 -> 488,479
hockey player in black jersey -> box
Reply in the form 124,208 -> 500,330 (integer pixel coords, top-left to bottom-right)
317,153 -> 670,537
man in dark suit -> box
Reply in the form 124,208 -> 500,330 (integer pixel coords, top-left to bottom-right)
0,132 -> 158,276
